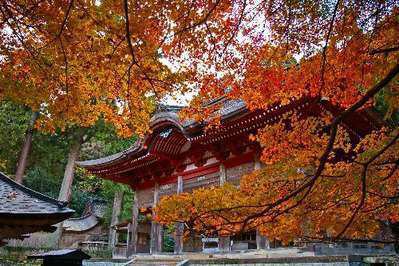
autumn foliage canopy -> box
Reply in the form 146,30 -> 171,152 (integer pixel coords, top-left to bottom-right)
0,0 -> 398,243
155,1 -> 399,244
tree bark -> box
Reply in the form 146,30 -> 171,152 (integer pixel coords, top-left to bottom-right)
109,190 -> 124,249
150,183 -> 162,254
58,131 -> 84,202
15,111 -> 39,184
127,192 -> 138,257
56,130 -> 85,247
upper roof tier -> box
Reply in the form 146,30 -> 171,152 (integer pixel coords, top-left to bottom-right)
77,97 -> 380,188
78,97 -> 248,168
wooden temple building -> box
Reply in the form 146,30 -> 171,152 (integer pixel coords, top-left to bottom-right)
60,199 -> 108,248
78,97 -> 378,255
0,172 -> 74,245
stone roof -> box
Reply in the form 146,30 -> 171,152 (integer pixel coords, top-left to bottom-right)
0,172 -> 74,216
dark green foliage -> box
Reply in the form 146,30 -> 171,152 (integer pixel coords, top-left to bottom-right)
374,88 -> 399,127
0,100 -> 137,221
0,101 -> 31,174
163,233 -> 175,252
24,166 -> 61,199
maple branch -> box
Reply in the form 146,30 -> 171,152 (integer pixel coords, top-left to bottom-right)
122,0 -> 156,90
368,190 -> 399,200
123,0 -> 138,67
179,63 -> 399,234
57,0 -> 74,38
174,0 -> 222,36
123,0 -> 138,85
381,162 -> 398,182
319,0 -> 340,94
334,132 -> 399,239
59,38 -> 69,92
221,0 -> 247,56
55,0 -> 74,93
334,165 -> 367,239
332,62 -> 399,125
370,45 -> 399,55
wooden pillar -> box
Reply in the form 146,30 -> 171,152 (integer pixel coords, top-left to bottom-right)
150,183 -> 162,254
174,176 -> 184,254
218,163 -> 230,253
127,192 -> 138,257
254,157 -> 270,250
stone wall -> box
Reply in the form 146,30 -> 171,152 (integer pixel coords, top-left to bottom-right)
185,255 -> 364,266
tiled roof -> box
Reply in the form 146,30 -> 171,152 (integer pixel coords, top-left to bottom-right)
63,214 -> 99,232
63,199 -> 106,232
77,97 -> 247,168
0,172 -> 74,215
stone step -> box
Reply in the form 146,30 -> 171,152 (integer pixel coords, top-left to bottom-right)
127,259 -> 182,266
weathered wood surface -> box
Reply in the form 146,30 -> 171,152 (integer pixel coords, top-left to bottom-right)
15,111 -> 39,184
127,192 -> 138,256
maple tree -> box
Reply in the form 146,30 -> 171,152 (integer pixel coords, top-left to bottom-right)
0,0 -> 398,246
156,1 -> 399,245
0,0 -> 265,137
0,0 -> 244,198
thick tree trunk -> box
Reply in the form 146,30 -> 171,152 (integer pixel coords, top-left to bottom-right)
56,130 -> 84,247
127,192 -> 138,257
58,131 -> 84,202
108,190 -> 124,249
15,111 -> 39,184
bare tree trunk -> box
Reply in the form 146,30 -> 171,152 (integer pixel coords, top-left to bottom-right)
109,190 -> 124,249
15,111 -> 39,184
58,131 -> 84,202
56,130 -> 84,247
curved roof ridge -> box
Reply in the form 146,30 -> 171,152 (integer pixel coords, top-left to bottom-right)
77,99 -> 249,168
77,111 -> 187,168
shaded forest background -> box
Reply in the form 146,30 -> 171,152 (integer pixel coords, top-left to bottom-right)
0,100 -> 134,224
